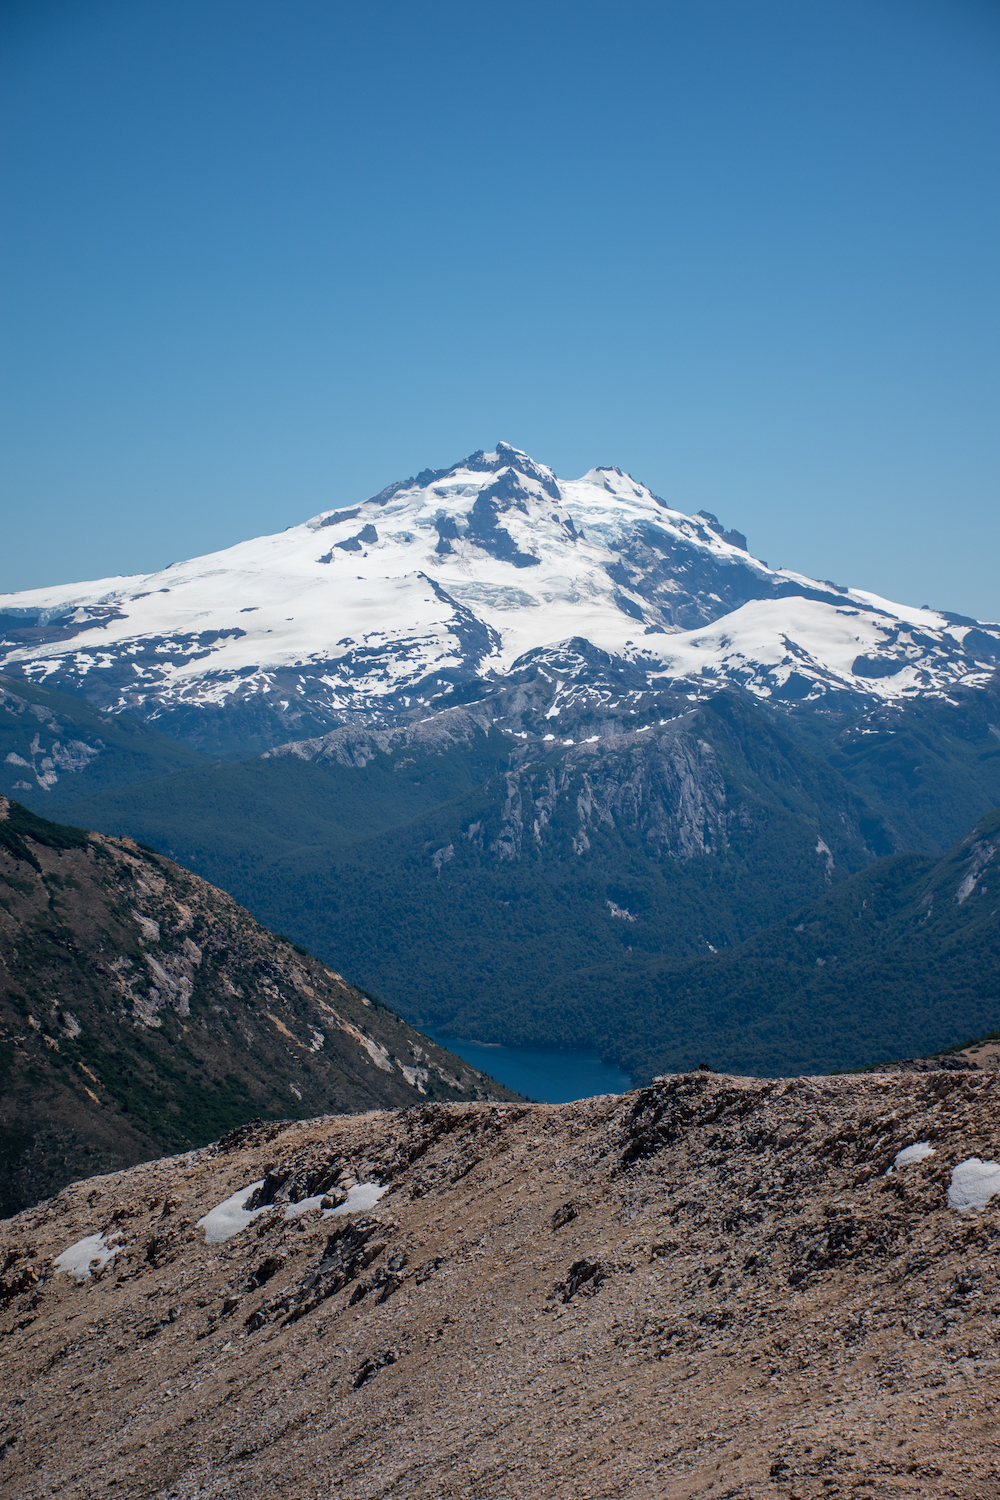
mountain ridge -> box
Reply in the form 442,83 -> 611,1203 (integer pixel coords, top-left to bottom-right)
2,442 -> 997,755
0,798 -> 517,1217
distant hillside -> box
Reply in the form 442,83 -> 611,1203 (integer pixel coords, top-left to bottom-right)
0,799 -> 516,1217
1,673 -> 209,807
47,689 -> 1000,1080
534,804 -> 1000,1080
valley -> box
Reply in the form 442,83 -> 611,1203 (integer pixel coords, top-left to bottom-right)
1,442 -> 999,1130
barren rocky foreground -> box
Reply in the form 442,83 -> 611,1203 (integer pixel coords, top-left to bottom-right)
3,1069 -> 1000,1499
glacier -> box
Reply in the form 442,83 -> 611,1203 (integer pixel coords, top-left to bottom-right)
2,442 -> 997,746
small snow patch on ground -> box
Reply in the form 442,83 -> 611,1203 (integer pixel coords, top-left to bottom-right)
282,1181 -> 388,1220
53,1230 -> 124,1281
948,1158 -> 1000,1213
282,1194 -> 327,1220
330,1182 -> 388,1216
886,1142 -> 936,1174
197,1181 -> 268,1243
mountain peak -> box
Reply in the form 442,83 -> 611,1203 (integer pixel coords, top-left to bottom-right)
1,442 -> 997,751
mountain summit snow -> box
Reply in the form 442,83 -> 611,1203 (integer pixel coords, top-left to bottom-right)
2,442 -> 998,748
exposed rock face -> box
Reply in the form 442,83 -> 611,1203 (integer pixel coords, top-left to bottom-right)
3,1069 -> 1000,1497
0,799 -> 516,1216
269,690 -> 883,874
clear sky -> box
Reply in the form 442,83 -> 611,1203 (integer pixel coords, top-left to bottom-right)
2,0 -> 998,619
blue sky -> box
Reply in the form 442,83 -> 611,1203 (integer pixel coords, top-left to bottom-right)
2,0 -> 998,618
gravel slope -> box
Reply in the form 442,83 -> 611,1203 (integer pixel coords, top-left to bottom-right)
3,1068 -> 1000,1497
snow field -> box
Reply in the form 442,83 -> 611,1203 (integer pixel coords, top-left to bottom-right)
196,1182 -> 269,1243
2,444 -> 987,715
886,1142 -> 936,1173
947,1158 -> 1000,1213
197,1180 -> 389,1241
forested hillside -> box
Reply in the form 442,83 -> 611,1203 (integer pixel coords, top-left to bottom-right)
37,684 -> 1000,1082
533,806 -> 1000,1080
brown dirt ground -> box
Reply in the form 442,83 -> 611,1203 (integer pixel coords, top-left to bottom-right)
3,1069 -> 1000,1499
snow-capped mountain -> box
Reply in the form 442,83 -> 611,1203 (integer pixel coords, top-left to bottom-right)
2,442 -> 998,747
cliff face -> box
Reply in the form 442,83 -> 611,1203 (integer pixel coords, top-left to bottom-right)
0,798 -> 516,1216
2,1068 -> 1000,1497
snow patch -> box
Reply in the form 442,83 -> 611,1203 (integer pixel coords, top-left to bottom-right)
948,1158 -> 1000,1213
54,1230 -> 125,1281
327,1181 -> 388,1215
281,1194 -> 326,1220
197,1181 -> 268,1242
886,1142 -> 935,1174
282,1181 -> 388,1220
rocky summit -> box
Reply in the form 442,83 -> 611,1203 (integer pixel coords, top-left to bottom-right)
3,1068 -> 1000,1497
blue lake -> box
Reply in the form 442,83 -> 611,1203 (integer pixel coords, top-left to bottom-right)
421,1029 -> 633,1103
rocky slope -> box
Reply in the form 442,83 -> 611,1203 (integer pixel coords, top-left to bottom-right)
0,799 -> 516,1217
3,1068 -> 1000,1497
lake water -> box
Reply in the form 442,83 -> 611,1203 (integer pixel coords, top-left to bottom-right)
421,1029 -> 633,1103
